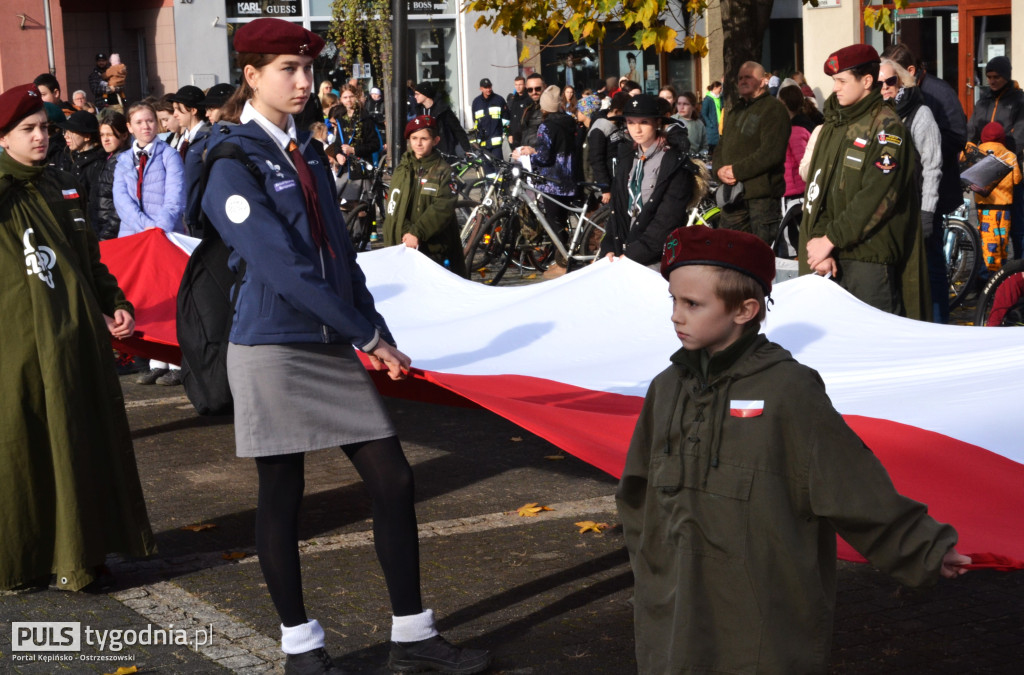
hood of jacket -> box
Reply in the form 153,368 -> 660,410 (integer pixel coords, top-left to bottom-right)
668,329 -> 796,484
72,144 -> 107,171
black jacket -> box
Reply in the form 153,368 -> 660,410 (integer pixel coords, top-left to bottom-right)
507,92 -> 532,148
586,116 -> 630,190
69,145 -> 108,229
421,99 -> 470,158
918,72 -> 968,216
332,107 -> 381,180
519,103 -> 544,149
603,139 -> 695,265
967,81 -> 1024,157
93,150 -> 124,240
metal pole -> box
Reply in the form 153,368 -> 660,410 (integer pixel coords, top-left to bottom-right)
42,0 -> 56,75
390,0 -> 407,167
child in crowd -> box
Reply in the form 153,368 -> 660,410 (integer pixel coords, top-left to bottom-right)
973,122 -> 1022,271
616,226 -> 971,673
383,115 -> 467,277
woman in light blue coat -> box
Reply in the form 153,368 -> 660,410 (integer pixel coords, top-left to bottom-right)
114,100 -> 186,385
114,100 -> 185,238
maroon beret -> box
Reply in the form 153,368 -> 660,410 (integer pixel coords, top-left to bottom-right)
233,18 -> 325,58
0,84 -> 45,134
824,44 -> 880,76
661,226 -> 776,293
980,121 -> 1006,144
404,115 -> 438,139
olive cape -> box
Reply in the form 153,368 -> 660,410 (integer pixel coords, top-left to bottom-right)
0,151 -> 154,591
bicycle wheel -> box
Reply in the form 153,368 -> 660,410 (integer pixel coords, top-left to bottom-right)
943,218 -> 982,311
454,199 -> 480,238
465,210 -> 510,274
566,206 -> 610,272
974,259 -> 1024,326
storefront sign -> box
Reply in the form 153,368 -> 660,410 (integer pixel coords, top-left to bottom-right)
407,0 -> 447,14
228,0 -> 299,18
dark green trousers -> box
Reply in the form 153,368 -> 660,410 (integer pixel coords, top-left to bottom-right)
835,259 -> 904,316
718,197 -> 781,246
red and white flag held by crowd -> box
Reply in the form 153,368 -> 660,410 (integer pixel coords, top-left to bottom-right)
101,231 -> 1024,570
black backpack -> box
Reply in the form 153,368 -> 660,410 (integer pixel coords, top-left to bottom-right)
177,140 -> 260,415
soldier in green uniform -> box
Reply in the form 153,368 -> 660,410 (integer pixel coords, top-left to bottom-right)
800,44 -> 930,320
383,115 -> 468,277
0,83 -> 154,592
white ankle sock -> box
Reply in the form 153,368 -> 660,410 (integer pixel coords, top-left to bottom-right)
391,609 -> 438,642
280,619 -> 325,654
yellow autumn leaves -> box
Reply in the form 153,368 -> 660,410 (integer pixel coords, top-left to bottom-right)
515,503 -> 612,534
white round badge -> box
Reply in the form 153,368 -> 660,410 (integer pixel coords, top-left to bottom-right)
225,195 -> 250,224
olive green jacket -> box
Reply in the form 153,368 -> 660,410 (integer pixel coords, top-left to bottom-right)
616,330 -> 957,673
0,152 -> 154,592
382,149 -> 467,277
799,91 -> 929,319
712,91 -> 790,200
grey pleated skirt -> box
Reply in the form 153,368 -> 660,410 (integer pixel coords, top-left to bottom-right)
227,342 -> 395,457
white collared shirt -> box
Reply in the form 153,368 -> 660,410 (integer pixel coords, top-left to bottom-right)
184,120 -> 206,144
241,100 -> 297,153
133,139 -> 155,166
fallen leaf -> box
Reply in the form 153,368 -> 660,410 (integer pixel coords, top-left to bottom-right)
544,454 -> 565,460
510,436 -> 523,442
105,667 -> 138,675
180,523 -> 216,532
517,502 -> 553,517
524,274 -> 537,279
222,551 -> 247,560
575,521 -> 610,533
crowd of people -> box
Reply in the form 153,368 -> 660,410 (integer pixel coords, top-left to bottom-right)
0,22 -> 1013,675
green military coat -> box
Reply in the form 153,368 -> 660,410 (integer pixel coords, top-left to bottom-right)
712,91 -> 790,200
616,330 -> 957,673
382,149 -> 467,277
0,152 -> 154,591
799,91 -> 930,320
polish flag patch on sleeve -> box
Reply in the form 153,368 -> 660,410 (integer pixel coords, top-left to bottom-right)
730,400 -> 764,417
62,188 -> 79,199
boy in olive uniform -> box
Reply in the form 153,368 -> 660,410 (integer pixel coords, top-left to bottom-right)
801,44 -> 930,320
617,226 -> 970,673
383,115 -> 467,277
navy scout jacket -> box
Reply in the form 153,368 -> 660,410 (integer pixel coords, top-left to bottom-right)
201,118 -> 393,350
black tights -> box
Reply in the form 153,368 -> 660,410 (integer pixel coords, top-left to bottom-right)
254,436 -> 423,627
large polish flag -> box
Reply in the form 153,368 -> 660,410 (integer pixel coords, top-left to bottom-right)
101,231 -> 1024,570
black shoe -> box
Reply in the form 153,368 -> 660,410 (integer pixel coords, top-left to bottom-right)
388,635 -> 491,674
285,647 -> 349,674
114,352 -> 139,375
136,367 -> 169,385
155,369 -> 183,386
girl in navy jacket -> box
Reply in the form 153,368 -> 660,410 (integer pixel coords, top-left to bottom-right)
200,18 -> 490,675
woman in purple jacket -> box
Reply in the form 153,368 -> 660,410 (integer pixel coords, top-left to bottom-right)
114,100 -> 186,385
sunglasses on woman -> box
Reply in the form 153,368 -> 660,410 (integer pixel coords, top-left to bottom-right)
882,75 -> 900,88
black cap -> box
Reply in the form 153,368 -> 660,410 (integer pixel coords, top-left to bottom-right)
414,81 -> 437,99
610,93 -> 672,121
479,78 -> 492,88
201,83 -> 236,109
95,53 -> 108,61
57,110 -> 99,136
166,85 -> 206,108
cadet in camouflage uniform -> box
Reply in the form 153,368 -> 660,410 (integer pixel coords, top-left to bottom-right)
801,44 -> 930,320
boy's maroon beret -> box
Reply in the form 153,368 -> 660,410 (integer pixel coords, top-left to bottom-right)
0,84 -> 44,134
661,226 -> 776,293
233,18 -> 325,58
824,44 -> 880,76
404,115 -> 437,139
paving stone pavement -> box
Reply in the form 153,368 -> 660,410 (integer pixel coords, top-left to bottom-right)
1,382 -> 1021,674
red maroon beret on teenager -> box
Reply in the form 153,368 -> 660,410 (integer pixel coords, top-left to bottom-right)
824,44 -> 880,76
404,115 -> 438,139
233,18 -> 325,57
0,84 -> 44,133
661,226 -> 776,292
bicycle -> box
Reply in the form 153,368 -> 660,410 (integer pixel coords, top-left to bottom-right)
974,258 -> 1024,326
464,165 -> 610,284
942,195 -> 983,311
341,155 -> 391,251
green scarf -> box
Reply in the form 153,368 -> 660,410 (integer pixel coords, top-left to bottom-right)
0,151 -> 154,592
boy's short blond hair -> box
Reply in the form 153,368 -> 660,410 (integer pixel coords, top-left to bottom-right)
708,266 -> 767,323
